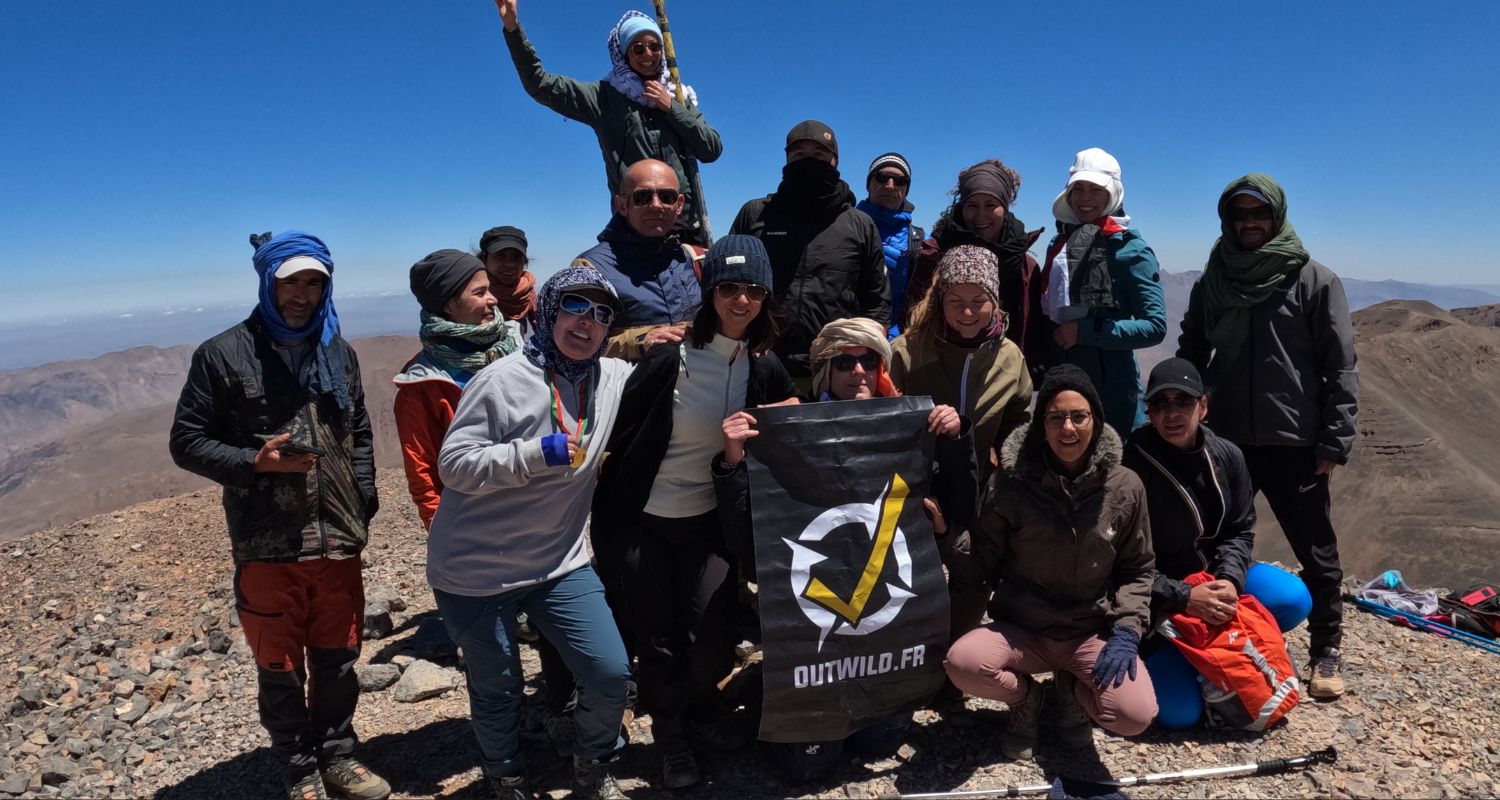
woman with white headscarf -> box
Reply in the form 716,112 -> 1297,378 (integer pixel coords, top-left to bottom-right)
492,0 -> 722,245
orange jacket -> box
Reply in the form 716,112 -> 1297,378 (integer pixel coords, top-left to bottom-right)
393,355 -> 464,530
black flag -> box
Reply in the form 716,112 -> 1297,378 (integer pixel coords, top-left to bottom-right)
746,396 -> 950,743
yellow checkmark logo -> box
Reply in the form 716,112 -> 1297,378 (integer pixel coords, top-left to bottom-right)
803,474 -> 909,624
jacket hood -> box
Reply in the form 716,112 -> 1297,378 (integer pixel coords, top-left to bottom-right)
392,352 -> 462,386
1000,418 -> 1123,481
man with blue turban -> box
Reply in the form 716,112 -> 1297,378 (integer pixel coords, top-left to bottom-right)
170,231 -> 388,800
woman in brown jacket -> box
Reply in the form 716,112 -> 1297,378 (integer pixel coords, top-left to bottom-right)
945,365 -> 1157,761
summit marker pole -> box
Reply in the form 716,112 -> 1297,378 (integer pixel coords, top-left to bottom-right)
650,0 -> 711,242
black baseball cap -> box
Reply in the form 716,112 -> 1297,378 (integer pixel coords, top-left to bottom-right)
480,225 -> 528,257
785,119 -> 838,158
1145,357 -> 1205,399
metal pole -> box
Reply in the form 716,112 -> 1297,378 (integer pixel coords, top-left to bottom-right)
649,0 -> 711,243
1349,596 -> 1500,655
883,748 -> 1337,800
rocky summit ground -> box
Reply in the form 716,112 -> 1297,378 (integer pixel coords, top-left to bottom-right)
2,473 -> 1499,799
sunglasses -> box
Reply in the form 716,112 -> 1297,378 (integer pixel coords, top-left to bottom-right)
871,171 -> 910,188
830,352 -> 882,373
558,292 -> 616,326
714,282 -> 768,302
1147,394 -> 1200,413
1043,410 -> 1093,429
630,187 -> 680,207
629,40 -> 663,56
1227,206 -> 1273,222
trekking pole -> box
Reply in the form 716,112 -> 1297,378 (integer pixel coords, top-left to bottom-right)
1348,595 -> 1500,655
881,748 -> 1337,799
650,0 -> 711,242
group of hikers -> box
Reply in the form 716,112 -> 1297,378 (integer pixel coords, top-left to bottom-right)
166,4 -> 1360,800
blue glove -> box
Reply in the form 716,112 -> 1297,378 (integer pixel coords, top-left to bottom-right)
540,433 -> 571,467
1092,626 -> 1140,690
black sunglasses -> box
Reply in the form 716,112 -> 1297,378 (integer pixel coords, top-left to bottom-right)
871,171 -> 910,188
1147,394 -> 1200,413
1043,410 -> 1093,429
830,353 -> 882,373
1228,206 -> 1273,222
630,187 -> 680,207
714,282 -> 768,302
630,40 -> 663,56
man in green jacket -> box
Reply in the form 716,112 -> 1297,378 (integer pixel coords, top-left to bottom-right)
495,0 -> 722,245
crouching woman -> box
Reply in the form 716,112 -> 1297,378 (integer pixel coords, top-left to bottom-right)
945,365 -> 1157,760
426,267 -> 634,800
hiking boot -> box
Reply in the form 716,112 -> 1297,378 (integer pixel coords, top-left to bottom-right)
286,769 -> 330,800
1000,674 -> 1044,761
660,748 -> 702,789
1308,649 -> 1345,699
321,757 -> 391,800
571,754 -> 626,800
544,713 -> 576,757
1051,672 -> 1095,749
488,775 -> 535,800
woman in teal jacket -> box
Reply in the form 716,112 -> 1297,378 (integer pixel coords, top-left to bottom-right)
1042,148 -> 1166,435
494,0 -> 723,245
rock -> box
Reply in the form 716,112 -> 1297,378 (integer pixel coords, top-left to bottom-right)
38,756 -> 80,785
391,655 -> 415,669
0,773 -> 27,795
406,616 -> 457,659
392,660 -> 460,703
114,696 -> 150,724
112,679 -> 137,698
355,664 -> 401,692
205,631 -> 231,654
362,605 -> 393,640
365,584 -> 407,613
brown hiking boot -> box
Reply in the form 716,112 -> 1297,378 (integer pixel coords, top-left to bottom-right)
321,757 -> 391,800
1000,674 -> 1044,761
1051,672 -> 1095,748
286,770 -> 330,800
1308,649 -> 1345,699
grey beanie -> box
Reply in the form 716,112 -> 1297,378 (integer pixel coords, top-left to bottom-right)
410,249 -> 486,316
702,234 -> 773,291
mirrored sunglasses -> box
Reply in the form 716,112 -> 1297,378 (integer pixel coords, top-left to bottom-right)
558,292 -> 615,326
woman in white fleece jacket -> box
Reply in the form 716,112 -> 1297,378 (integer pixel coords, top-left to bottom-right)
427,265 -> 633,800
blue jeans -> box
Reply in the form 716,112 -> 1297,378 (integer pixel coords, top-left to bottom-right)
434,566 -> 630,777
1148,562 -> 1313,729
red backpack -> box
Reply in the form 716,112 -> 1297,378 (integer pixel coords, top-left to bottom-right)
1158,572 -> 1301,731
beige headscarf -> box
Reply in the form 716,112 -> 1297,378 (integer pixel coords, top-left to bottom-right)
809,317 -> 899,399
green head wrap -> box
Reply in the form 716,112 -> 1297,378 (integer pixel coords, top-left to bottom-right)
1199,173 -> 1309,368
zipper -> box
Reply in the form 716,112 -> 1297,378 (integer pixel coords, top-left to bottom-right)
1204,446 -> 1227,542
306,403 -> 327,557
723,343 -> 742,417
959,351 -> 974,415
1131,444 -> 1208,569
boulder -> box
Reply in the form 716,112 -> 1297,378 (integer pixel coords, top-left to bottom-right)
362,605 -> 393,640
365,584 -> 407,613
392,660 -> 460,703
355,664 -> 401,692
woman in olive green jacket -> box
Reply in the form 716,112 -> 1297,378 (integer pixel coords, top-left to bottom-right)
494,0 -> 723,244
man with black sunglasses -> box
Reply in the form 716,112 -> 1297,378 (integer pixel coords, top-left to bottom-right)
856,152 -> 924,337
573,159 -> 704,361
1177,173 -> 1358,700
730,120 -> 891,390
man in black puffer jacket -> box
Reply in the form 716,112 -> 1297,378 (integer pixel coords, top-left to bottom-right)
730,120 -> 890,385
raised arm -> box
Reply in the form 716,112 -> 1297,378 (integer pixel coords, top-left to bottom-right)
497,0 -> 603,125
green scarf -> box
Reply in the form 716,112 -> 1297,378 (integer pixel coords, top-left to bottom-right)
419,308 -> 522,379
1200,173 -> 1308,368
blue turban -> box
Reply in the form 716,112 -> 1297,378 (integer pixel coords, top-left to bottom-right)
251,230 -> 351,409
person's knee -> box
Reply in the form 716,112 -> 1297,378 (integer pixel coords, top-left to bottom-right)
1246,563 -> 1313,632
1154,694 -> 1203,730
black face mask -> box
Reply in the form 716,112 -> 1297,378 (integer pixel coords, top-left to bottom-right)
776,158 -> 846,213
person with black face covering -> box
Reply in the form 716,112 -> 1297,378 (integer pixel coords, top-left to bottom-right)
729,120 -> 891,389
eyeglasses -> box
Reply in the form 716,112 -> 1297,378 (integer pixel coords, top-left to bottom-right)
1147,394 -> 1200,413
1043,410 -> 1093,429
558,292 -> 616,326
629,40 -> 663,56
830,353 -> 882,373
630,187 -> 680,207
871,171 -> 910,188
714,282 -> 768,302
1227,206 -> 1273,222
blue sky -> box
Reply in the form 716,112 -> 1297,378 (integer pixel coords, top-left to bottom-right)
3,1 -> 1498,325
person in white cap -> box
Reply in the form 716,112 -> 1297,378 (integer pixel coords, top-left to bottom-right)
1177,173 -> 1358,700
1042,147 -> 1167,435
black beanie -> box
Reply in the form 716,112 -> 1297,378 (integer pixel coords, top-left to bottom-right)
702,234 -> 773,292
410,249 -> 486,316
1034,364 -> 1106,450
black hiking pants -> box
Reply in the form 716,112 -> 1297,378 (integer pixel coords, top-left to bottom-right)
617,511 -> 739,750
1240,444 -> 1344,656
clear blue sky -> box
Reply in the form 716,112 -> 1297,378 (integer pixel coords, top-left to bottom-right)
3,1 -> 1497,324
